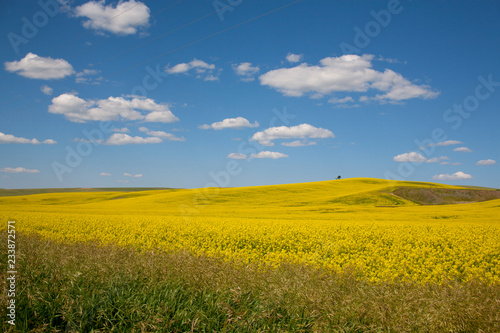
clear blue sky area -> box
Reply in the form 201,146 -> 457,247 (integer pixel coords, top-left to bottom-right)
0,0 -> 499,189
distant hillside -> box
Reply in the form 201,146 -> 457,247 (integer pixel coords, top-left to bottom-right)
2,178 -> 499,210
0,187 -> 176,197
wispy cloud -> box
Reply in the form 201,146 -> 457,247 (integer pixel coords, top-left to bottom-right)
0,167 -> 40,174
433,140 -> 462,147
227,153 -> 247,160
425,156 -> 449,163
165,59 -> 219,81
454,147 -> 472,153
476,159 -> 496,166
105,133 -> 162,145
232,62 -> 260,82
0,132 -> 56,144
124,173 -> 142,178
281,140 -> 317,147
138,127 -> 185,141
112,127 -> 131,133
250,151 -> 288,159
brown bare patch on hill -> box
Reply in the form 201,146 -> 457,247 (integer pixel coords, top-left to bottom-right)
392,187 -> 500,205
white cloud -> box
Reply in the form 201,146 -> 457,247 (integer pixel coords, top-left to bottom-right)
232,62 -> 260,82
49,93 -> 178,123
440,162 -> 462,165
199,117 -> 259,130
138,127 -> 185,141
117,180 -> 129,183
74,0 -> 150,35
100,172 -> 111,176
281,140 -> 317,147
251,124 -> 334,146
105,133 -> 162,145
112,127 -> 130,133
425,156 -> 449,163
227,153 -> 247,160
328,96 -> 354,104
259,54 -> 439,102
286,53 -> 303,63
454,147 -> 472,153
433,140 -> 462,147
124,173 -> 142,178
0,167 -> 40,174
432,171 -> 472,180
476,159 -> 496,166
5,53 -> 75,80
203,74 -> 219,81
0,132 -> 56,144
165,59 -> 219,81
143,110 -> 179,123
393,152 -> 427,162
41,85 -> 53,95
250,151 -> 288,159
76,69 -> 101,84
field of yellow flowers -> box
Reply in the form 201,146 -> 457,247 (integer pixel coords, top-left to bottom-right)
2,178 -> 499,283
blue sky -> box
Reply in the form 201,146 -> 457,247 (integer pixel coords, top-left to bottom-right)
0,0 -> 499,189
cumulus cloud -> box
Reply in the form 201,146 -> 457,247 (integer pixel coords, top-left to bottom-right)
432,171 -> 472,180
281,140 -> 317,147
286,53 -> 303,63
49,93 -> 178,123
250,151 -> 288,159
105,133 -> 162,145
199,117 -> 259,130
251,124 -> 334,146
41,85 -> 53,95
232,62 -> 260,82
5,53 -> 75,80
74,0 -> 150,35
476,159 -> 496,166
100,172 -> 111,176
124,173 -> 142,178
425,156 -> 449,163
0,167 -> 40,174
259,54 -> 439,102
0,132 -> 56,144
393,152 -> 427,162
165,59 -> 219,81
138,127 -> 185,141
227,153 -> 247,160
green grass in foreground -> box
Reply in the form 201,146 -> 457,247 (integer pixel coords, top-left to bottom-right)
1,233 -> 500,332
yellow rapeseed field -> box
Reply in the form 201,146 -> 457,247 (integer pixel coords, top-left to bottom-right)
1,178 -> 499,283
